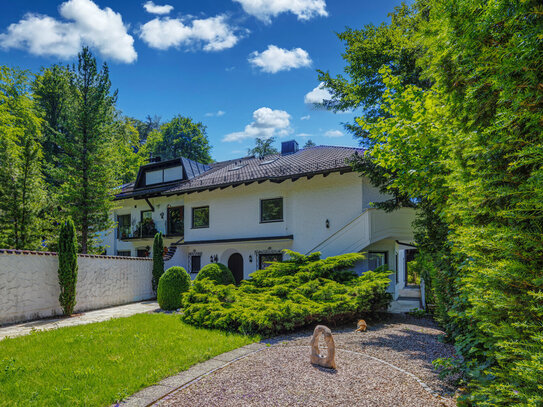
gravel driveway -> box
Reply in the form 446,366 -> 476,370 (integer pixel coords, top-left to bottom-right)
157,315 -> 458,406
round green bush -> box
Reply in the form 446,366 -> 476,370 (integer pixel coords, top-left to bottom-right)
157,266 -> 191,310
195,263 -> 236,285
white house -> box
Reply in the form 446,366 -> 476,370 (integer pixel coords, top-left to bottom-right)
99,141 -> 420,311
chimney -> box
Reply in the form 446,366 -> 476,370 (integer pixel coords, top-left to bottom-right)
281,140 -> 299,155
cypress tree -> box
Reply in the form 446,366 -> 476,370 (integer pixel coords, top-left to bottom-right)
58,218 -> 78,315
152,232 -> 164,294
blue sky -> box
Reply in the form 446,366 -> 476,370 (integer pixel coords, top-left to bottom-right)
0,0 -> 402,161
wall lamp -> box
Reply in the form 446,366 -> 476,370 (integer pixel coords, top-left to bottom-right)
326,219 -> 330,229
210,255 -> 214,263
249,255 -> 253,263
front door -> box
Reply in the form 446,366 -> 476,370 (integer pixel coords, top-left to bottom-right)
228,253 -> 244,285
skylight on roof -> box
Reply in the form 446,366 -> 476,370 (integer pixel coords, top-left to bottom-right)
228,163 -> 247,171
259,158 -> 278,166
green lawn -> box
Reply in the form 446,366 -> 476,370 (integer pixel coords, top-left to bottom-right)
0,313 -> 257,406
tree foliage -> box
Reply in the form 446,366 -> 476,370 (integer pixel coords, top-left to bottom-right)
145,115 -> 212,162
248,137 -> 279,158
152,232 -> 164,294
182,251 -> 391,336
321,0 -> 543,404
303,139 -> 316,148
54,47 -> 118,253
0,67 -> 45,249
57,218 -> 78,315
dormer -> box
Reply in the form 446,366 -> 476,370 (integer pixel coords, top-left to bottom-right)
133,157 -> 211,189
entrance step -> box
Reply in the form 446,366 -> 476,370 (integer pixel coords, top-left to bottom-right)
389,298 -> 421,313
398,287 -> 421,298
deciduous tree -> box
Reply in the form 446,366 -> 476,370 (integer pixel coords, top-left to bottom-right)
0,66 -> 45,249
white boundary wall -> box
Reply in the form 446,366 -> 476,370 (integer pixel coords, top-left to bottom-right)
0,250 -> 153,325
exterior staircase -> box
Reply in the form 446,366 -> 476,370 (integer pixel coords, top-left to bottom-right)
163,244 -> 177,262
389,287 -> 422,313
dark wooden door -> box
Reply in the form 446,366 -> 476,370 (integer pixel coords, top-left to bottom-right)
228,253 -> 244,285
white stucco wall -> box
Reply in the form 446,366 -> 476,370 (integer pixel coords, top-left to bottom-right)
0,251 -> 153,325
98,171 -> 414,291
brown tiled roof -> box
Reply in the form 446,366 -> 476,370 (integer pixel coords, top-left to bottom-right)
115,146 -> 363,200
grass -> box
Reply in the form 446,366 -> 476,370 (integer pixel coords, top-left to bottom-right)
0,313 -> 257,406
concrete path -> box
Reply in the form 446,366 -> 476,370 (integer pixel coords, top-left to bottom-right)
0,301 -> 160,341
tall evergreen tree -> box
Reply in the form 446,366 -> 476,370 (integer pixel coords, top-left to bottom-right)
57,217 -> 78,315
32,65 -> 72,185
56,47 -> 117,253
152,232 -> 164,294
0,66 -> 45,249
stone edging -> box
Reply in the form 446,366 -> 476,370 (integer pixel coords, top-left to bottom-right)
0,248 -> 152,261
117,338 -> 447,406
116,342 -> 269,407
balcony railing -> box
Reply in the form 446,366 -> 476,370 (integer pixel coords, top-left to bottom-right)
118,222 -> 184,240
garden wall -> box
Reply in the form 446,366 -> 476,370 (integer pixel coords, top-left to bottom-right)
0,250 -> 153,325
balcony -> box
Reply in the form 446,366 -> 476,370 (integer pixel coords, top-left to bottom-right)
118,219 -> 183,242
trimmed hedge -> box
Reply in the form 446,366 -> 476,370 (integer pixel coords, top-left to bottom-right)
195,263 -> 235,285
152,232 -> 164,294
182,250 -> 391,335
57,218 -> 78,315
157,266 -> 191,310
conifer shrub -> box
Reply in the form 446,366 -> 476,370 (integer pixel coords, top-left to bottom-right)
152,232 -> 164,294
182,250 -> 392,335
195,263 -> 235,285
157,266 -> 191,310
57,218 -> 78,315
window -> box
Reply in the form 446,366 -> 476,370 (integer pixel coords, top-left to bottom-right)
145,166 -> 183,185
259,253 -> 283,269
368,252 -> 388,270
117,214 -> 131,239
167,206 -> 184,236
137,248 -> 149,258
117,250 -> 131,257
260,198 -> 283,223
192,206 -> 209,228
190,255 -> 201,274
141,210 -> 153,221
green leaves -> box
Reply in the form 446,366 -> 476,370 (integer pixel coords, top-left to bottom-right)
58,218 -> 78,315
0,66 -> 46,249
321,0 -> 543,403
182,251 -> 391,336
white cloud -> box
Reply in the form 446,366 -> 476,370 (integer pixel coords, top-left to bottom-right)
205,110 -> 226,117
297,133 -> 312,138
140,15 -> 241,51
304,82 -> 332,105
324,129 -> 343,138
0,0 -> 136,63
249,45 -> 311,73
300,114 -> 311,120
233,0 -> 328,23
223,107 -> 291,142
143,1 -> 174,15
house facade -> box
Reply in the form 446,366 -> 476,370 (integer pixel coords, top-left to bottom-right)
99,141 -> 419,308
